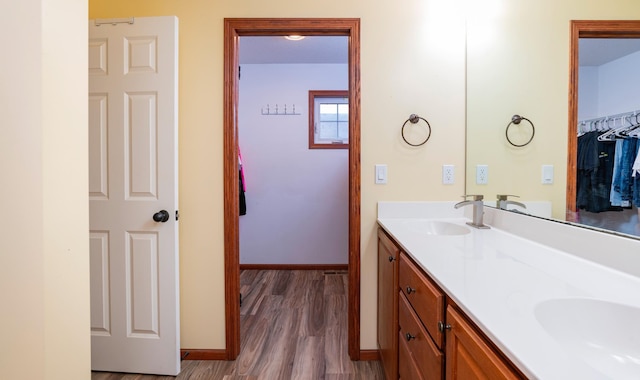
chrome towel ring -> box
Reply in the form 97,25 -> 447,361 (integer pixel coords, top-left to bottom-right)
401,114 -> 432,147
506,114 -> 535,147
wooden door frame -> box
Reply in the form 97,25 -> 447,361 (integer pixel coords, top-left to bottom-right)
223,18 -> 361,360
567,20 -> 640,221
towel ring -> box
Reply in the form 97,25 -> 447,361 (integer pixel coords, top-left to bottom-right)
401,114 -> 432,147
506,115 -> 535,147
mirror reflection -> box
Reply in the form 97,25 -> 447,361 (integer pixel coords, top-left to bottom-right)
466,15 -> 640,239
574,38 -> 640,237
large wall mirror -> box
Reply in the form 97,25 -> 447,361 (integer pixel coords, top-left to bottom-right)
466,10 -> 640,240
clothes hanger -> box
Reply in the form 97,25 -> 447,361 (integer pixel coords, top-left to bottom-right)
597,118 -> 619,141
625,113 -> 640,137
597,116 -> 631,141
577,121 -> 587,137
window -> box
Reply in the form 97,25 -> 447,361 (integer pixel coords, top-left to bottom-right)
309,90 -> 349,149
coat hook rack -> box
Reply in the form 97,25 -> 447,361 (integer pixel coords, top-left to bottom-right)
261,103 -> 301,116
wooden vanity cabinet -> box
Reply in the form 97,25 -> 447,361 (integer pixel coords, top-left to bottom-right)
398,252 -> 445,379
377,229 -> 399,380
445,305 -> 521,380
399,252 -> 445,348
377,227 -> 526,380
398,328 -> 426,380
399,291 -> 443,379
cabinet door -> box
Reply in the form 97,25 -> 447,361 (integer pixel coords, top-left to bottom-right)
445,305 -> 522,380
378,228 -> 399,380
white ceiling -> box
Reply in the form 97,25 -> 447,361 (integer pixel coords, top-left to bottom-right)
579,38 -> 640,66
239,36 -> 348,64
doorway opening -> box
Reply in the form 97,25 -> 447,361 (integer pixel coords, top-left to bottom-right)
223,18 -> 361,360
567,21 -> 640,223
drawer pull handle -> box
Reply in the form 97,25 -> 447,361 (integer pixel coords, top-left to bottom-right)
438,321 -> 452,332
405,333 -> 416,341
406,286 -> 416,294
388,255 -> 396,262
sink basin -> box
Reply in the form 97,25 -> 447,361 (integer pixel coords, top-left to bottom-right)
408,221 -> 471,236
534,298 -> 640,378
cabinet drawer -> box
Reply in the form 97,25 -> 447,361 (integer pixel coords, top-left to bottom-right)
399,253 -> 445,348
399,292 -> 444,379
398,330 -> 425,380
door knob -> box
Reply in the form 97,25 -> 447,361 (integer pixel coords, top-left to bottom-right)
153,210 -> 170,223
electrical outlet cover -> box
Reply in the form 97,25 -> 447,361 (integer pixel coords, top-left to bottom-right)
442,165 -> 455,184
476,165 -> 488,185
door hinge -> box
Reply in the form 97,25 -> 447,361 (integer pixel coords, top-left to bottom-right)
175,210 -> 180,221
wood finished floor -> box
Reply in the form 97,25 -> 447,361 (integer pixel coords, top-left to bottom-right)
92,270 -> 384,380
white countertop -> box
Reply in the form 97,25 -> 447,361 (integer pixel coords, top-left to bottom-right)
377,202 -> 640,380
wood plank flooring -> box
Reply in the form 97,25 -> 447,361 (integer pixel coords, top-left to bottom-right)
92,270 -> 384,380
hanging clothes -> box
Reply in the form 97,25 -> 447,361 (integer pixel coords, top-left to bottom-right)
614,137 -> 638,208
239,148 -> 247,216
609,139 -> 624,207
576,131 -> 616,213
578,111 -> 640,213
632,141 -> 640,208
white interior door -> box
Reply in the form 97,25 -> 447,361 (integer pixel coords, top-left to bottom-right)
88,16 -> 180,376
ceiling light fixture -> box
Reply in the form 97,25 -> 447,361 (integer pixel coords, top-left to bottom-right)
284,35 -> 305,41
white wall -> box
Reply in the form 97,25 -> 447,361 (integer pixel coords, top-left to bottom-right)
0,0 -> 90,378
579,50 -> 640,121
90,0 -> 467,350
578,66 -> 599,120
597,50 -> 640,116
239,63 -> 348,265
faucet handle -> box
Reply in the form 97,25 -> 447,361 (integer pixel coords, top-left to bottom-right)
496,194 -> 520,201
462,194 -> 484,201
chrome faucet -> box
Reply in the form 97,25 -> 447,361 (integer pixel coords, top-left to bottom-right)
454,195 -> 490,229
496,194 -> 527,211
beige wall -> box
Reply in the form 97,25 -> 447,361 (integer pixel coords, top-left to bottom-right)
89,0 -> 467,349
466,0 -> 640,219
0,0 -> 90,379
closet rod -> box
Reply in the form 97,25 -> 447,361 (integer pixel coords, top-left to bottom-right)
579,109 -> 640,126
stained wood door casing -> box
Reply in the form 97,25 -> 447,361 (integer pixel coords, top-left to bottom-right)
89,16 -> 180,376
566,20 -> 640,220
224,18 -> 361,360
377,229 -> 399,380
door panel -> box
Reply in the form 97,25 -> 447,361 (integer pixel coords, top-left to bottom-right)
90,231 -> 111,336
125,91 -> 158,199
89,94 -> 108,199
89,16 -> 179,376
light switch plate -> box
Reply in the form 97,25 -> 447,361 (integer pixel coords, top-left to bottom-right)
542,165 -> 554,184
375,164 -> 387,184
